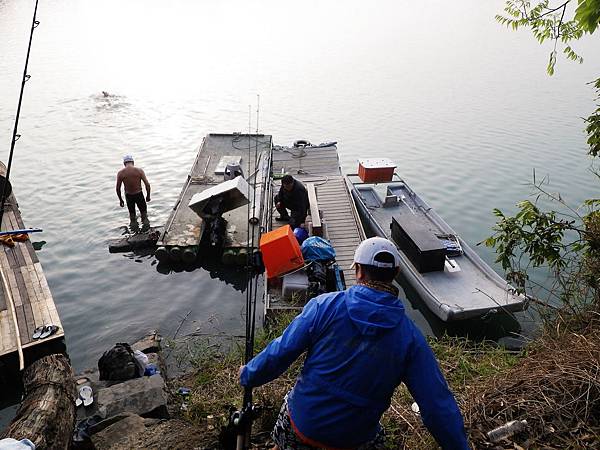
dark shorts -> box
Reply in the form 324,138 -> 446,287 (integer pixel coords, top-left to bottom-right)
272,394 -> 386,450
125,192 -> 147,215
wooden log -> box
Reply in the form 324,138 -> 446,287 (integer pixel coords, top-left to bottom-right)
1,354 -> 75,449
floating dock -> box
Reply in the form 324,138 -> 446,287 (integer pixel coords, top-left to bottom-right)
156,133 -> 272,264
264,142 -> 366,320
0,193 -> 63,361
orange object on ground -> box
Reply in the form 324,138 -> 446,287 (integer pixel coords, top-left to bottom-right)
0,233 -> 28,248
358,158 -> 396,183
260,225 -> 304,278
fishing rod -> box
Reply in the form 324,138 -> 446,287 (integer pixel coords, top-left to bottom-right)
232,101 -> 265,450
0,0 -> 40,228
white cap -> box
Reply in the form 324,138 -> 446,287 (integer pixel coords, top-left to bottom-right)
123,154 -> 134,163
350,237 -> 401,269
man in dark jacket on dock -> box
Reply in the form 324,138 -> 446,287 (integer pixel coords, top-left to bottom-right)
240,237 -> 469,449
275,175 -> 309,229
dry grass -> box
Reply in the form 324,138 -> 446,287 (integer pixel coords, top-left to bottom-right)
464,316 -> 600,449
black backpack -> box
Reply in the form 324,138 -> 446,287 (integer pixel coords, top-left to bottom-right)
98,343 -> 139,381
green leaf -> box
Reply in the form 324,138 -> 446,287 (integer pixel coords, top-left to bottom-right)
574,0 -> 600,34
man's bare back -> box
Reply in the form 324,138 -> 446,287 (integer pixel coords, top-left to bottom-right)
116,156 -> 151,229
117,165 -> 147,195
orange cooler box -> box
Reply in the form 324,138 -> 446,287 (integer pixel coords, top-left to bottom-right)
260,225 -> 304,278
358,158 -> 396,183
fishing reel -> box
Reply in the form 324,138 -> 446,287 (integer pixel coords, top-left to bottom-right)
220,403 -> 261,450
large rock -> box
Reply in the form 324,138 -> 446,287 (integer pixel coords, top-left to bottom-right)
90,413 -> 147,449
95,375 -> 168,419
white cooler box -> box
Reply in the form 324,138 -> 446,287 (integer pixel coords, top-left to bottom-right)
282,270 -> 309,301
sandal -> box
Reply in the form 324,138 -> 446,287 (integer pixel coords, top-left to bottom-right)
32,325 -> 45,339
39,324 -> 59,339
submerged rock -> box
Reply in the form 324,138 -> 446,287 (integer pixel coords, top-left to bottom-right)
131,331 -> 161,354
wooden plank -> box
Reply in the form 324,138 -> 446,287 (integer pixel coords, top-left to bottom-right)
0,314 -> 6,353
23,301 -> 35,342
326,219 -> 358,225
320,201 -> 351,206
327,226 -> 360,233
0,250 -> 22,308
20,270 -> 37,329
29,300 -> 43,328
329,239 -> 361,246
34,264 -> 59,327
327,232 -> 360,240
13,209 -> 25,229
14,245 -> 26,268
331,243 -> 361,250
28,266 -> 45,305
7,209 -> 39,264
47,306 -> 60,327
15,305 -> 29,345
318,188 -> 348,194
319,198 -> 350,205
324,230 -> 353,240
306,183 -> 322,236
35,263 -> 53,302
3,247 -> 17,269
14,267 -> 29,308
34,299 -> 49,327
325,220 -> 359,228
26,240 -> 39,264
319,206 -> 351,212
323,215 -> 356,221
16,242 -> 34,267
0,310 -> 11,353
7,210 -> 20,232
329,234 -> 361,241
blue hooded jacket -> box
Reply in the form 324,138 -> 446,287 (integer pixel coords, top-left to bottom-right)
240,285 -> 469,449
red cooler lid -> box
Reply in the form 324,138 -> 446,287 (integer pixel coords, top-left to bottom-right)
358,158 -> 396,169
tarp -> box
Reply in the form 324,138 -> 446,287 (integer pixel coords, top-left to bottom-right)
301,236 -> 336,262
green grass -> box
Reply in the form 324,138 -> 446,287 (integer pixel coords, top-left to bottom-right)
428,335 -> 522,389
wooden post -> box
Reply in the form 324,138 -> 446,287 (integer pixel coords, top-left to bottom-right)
1,354 -> 75,449
307,183 -> 322,236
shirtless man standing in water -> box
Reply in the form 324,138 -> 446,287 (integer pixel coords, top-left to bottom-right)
116,154 -> 151,230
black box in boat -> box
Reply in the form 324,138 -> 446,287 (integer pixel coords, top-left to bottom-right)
390,215 -> 445,273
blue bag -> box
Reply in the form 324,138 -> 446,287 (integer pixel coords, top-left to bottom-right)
301,236 -> 336,262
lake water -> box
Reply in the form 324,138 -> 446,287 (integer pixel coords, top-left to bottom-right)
0,0 -> 598,416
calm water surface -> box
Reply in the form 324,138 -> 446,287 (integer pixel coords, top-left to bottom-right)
0,0 -> 599,411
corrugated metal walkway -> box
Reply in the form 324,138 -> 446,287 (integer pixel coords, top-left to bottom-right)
270,143 -> 365,286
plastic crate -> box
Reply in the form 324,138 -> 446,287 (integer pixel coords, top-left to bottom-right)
259,225 -> 304,278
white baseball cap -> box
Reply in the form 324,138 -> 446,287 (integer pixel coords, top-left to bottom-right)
350,237 -> 401,269
123,154 -> 134,163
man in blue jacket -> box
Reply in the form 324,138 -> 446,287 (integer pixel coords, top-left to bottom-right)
240,237 -> 469,449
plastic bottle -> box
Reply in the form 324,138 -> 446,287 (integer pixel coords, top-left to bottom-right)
487,420 -> 528,442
